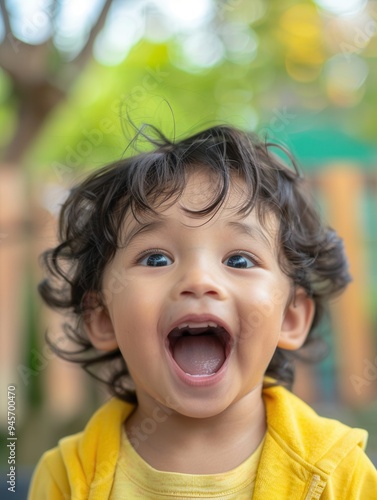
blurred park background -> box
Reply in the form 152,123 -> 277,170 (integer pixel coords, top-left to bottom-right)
1,0 -> 377,495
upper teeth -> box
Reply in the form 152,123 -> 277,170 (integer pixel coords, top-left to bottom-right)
177,322 -> 218,329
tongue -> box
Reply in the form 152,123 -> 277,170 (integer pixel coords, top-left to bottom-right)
173,335 -> 225,376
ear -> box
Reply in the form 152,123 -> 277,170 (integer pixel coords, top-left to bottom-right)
278,287 -> 315,351
83,292 -> 118,352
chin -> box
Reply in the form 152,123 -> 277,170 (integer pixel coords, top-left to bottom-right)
167,394 -> 235,420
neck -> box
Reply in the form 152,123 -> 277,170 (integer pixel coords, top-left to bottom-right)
125,385 -> 266,474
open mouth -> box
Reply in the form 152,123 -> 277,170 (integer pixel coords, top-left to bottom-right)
168,323 -> 232,377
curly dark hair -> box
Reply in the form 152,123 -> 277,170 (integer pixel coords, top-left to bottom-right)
39,124 -> 351,403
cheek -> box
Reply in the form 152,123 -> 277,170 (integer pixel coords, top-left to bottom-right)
238,312 -> 282,353
106,278 -> 154,319
245,302 -> 284,332
237,287 -> 288,353
108,286 -> 160,350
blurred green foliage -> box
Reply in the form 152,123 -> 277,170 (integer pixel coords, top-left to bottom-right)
1,0 -> 377,174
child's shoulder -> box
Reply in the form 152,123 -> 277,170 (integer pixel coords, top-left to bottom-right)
260,385 -> 376,498
263,384 -> 370,469
28,398 -> 134,499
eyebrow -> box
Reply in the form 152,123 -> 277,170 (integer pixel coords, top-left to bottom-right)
123,218 -> 274,250
123,219 -> 166,246
226,221 -> 274,250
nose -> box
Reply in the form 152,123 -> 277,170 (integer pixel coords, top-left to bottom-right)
171,252 -> 227,301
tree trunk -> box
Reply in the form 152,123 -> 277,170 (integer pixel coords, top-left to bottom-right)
2,82 -> 65,165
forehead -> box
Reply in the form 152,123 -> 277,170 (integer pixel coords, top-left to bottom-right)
178,170 -> 249,212
121,170 -> 279,247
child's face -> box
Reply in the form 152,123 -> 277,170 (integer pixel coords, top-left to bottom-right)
89,170 -> 314,418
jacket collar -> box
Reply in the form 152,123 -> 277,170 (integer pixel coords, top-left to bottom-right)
63,385 -> 367,499
62,397 -> 133,499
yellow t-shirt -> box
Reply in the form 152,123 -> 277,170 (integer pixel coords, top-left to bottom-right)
110,429 -> 264,499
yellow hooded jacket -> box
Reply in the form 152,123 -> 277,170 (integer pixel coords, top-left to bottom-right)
28,385 -> 377,499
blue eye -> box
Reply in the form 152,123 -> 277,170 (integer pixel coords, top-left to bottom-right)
139,253 -> 173,267
224,254 -> 255,269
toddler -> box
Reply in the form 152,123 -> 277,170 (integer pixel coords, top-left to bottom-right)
29,125 -> 377,499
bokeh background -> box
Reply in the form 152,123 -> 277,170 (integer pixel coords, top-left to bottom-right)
1,0 -> 377,496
